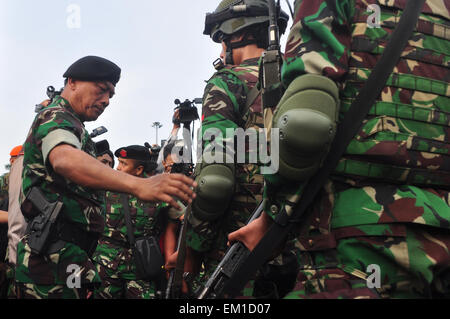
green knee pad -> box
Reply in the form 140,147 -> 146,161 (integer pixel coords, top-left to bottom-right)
273,74 -> 340,181
192,162 -> 235,222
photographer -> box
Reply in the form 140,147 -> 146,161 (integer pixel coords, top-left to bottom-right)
156,110 -> 181,174
161,142 -> 188,270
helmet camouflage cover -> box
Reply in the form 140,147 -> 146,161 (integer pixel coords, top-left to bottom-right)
204,0 -> 289,43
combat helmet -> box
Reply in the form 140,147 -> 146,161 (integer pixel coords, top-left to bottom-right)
204,0 -> 289,64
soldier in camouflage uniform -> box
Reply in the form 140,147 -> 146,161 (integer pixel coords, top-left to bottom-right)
230,0 -> 450,298
173,0 -> 291,296
15,56 -> 197,299
0,172 -> 9,204
93,145 -> 166,299
0,145 -> 22,204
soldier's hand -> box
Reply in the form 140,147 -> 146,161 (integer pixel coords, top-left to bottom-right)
134,173 -> 197,210
228,212 -> 273,252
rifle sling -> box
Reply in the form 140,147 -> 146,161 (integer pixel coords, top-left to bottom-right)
172,203 -> 192,295
220,0 -> 426,298
120,193 -> 135,246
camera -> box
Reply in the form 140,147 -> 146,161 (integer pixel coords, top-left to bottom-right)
144,142 -> 161,155
90,126 -> 108,138
170,162 -> 194,177
172,98 -> 201,125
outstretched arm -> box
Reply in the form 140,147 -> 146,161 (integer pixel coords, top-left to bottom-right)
49,144 -> 196,210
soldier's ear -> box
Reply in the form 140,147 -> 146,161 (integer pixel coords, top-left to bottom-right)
67,78 -> 77,90
136,165 -> 144,176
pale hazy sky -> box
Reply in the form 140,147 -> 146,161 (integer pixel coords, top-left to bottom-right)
0,0 -> 292,174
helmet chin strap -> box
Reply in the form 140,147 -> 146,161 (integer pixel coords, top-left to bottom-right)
224,36 -> 257,65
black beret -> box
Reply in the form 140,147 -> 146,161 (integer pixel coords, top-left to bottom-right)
115,145 -> 151,162
63,55 -> 121,86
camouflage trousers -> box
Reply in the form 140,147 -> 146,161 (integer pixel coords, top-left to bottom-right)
285,224 -> 450,299
94,263 -> 156,299
16,282 -> 96,299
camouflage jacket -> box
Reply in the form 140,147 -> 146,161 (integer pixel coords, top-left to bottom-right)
200,57 -> 265,187
92,192 -> 165,280
265,0 -> 450,228
20,95 -> 104,232
187,58 -> 265,252
15,95 -> 104,286
261,0 -> 450,298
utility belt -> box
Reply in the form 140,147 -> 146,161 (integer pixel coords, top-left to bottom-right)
52,221 -> 99,257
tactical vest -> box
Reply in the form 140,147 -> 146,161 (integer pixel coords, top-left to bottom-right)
335,0 -> 450,187
291,1 -> 450,296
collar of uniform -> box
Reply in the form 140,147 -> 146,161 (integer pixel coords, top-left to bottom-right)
51,95 -> 85,124
241,57 -> 261,66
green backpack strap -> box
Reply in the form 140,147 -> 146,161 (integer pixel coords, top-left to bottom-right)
214,67 -> 261,121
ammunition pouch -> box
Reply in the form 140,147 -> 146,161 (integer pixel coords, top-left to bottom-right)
192,159 -> 235,222
273,74 -> 340,181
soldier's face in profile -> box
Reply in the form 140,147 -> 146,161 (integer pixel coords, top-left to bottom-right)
117,158 -> 143,177
97,153 -> 114,168
70,79 -> 115,122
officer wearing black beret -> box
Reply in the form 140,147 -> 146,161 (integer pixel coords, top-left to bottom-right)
16,54 -> 197,299
115,145 -> 153,177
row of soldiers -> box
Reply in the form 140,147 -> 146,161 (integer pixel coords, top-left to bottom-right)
0,0 -> 449,299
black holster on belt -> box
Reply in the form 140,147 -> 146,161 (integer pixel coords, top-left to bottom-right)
23,187 -> 98,257
22,187 -> 64,255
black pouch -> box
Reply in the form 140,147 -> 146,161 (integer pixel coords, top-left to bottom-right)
120,194 -> 165,281
134,236 -> 165,281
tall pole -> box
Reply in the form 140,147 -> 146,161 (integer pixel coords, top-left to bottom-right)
152,122 -> 163,145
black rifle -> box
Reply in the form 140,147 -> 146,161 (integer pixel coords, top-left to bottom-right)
35,86 -> 63,113
22,187 -> 64,255
197,0 -> 426,299
197,200 -> 265,299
